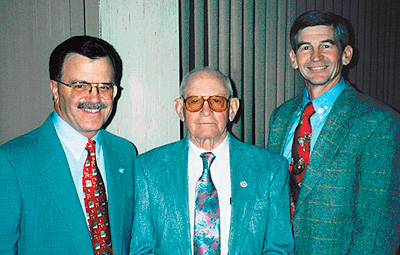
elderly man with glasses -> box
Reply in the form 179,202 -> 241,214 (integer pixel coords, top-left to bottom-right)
0,36 -> 136,255
129,67 -> 294,255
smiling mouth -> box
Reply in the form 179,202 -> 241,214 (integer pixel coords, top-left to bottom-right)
81,108 -> 101,113
309,66 -> 328,70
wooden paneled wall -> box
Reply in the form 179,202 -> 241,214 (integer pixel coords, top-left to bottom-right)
0,0 -> 99,145
179,0 -> 400,147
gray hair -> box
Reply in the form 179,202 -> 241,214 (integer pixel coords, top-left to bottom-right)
179,67 -> 234,98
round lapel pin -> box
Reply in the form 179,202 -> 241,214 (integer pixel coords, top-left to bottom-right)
240,181 -> 247,187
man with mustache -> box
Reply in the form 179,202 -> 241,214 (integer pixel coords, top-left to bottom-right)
0,36 -> 136,255
267,11 -> 400,254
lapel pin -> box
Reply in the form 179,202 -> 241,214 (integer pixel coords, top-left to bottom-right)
240,181 -> 247,188
118,167 -> 125,174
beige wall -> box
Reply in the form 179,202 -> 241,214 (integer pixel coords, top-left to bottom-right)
0,0 -> 180,153
100,0 -> 180,153
0,0 -> 99,145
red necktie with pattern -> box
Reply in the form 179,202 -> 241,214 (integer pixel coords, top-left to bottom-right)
82,139 -> 113,255
289,102 -> 315,216
194,152 -> 221,255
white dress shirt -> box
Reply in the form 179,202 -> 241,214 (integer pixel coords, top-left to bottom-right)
188,135 -> 231,254
52,111 -> 107,219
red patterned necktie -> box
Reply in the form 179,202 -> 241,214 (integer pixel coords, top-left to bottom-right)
82,139 -> 113,255
289,102 -> 315,216
194,152 -> 221,255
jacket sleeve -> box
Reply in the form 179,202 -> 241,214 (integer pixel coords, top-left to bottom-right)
129,156 -> 157,255
262,156 -> 295,254
347,114 -> 400,254
0,151 -> 21,255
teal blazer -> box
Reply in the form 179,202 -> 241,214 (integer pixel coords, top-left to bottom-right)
130,134 -> 294,254
267,84 -> 400,254
0,115 -> 136,254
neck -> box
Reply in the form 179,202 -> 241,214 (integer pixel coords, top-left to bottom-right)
305,77 -> 342,101
189,132 -> 227,151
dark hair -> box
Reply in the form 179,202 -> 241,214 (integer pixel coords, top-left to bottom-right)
290,11 -> 350,53
49,35 -> 122,85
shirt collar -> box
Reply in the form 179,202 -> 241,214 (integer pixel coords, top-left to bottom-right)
51,111 -> 102,161
301,78 -> 346,114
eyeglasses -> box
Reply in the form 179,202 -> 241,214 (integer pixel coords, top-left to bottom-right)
55,80 -> 117,99
183,96 -> 230,112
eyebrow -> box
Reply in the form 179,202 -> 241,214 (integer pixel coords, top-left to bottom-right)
297,39 -> 337,49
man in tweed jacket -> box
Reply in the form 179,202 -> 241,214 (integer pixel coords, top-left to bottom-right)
267,10 -> 400,254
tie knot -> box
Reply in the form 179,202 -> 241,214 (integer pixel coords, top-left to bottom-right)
85,139 -> 96,153
303,102 -> 315,117
200,152 -> 215,169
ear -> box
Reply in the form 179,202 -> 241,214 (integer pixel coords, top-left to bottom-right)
173,98 -> 185,122
289,50 -> 299,69
342,45 -> 353,66
50,80 -> 59,103
228,97 -> 240,122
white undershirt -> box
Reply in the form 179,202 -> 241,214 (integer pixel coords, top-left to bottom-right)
188,135 -> 231,254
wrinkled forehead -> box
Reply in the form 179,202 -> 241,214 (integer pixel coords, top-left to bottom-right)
182,70 -> 229,97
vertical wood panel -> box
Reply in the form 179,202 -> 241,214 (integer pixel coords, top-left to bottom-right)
179,0 -> 400,147
0,0 -> 83,144
355,0 -> 365,93
376,0 -> 386,101
230,0 -> 243,139
387,0 -> 397,108
194,0 -> 205,66
363,0 -> 372,95
70,0 -> 85,34
333,0 -> 342,14
218,0 -> 230,74
286,0 -> 300,97
85,0 -> 100,36
395,1 -> 400,112
264,0 -> 278,142
254,0 -> 266,147
242,0 -> 254,143
383,0 -> 391,104
276,0 -> 288,105
180,0 -> 190,77
207,0 -> 219,69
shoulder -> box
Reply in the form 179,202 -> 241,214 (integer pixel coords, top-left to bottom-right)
274,96 -> 301,113
229,135 -> 287,168
102,130 -> 136,149
341,86 -> 400,123
137,139 -> 186,161
270,96 -> 301,123
101,130 -> 138,161
0,123 -> 46,156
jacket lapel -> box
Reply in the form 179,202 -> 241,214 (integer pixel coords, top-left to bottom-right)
102,132 -> 127,255
295,85 -> 358,214
269,98 -> 302,155
158,138 -> 191,252
36,116 -> 93,254
228,135 -> 259,252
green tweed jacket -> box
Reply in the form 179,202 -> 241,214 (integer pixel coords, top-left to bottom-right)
267,83 -> 400,254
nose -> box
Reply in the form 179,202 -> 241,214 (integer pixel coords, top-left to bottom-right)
86,85 -> 101,102
311,49 -> 322,61
200,100 -> 213,116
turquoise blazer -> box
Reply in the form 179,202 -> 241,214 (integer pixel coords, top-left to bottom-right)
267,84 -> 400,254
0,115 -> 136,254
129,134 -> 294,254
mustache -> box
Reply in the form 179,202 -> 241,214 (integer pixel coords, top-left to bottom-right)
77,102 -> 107,110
